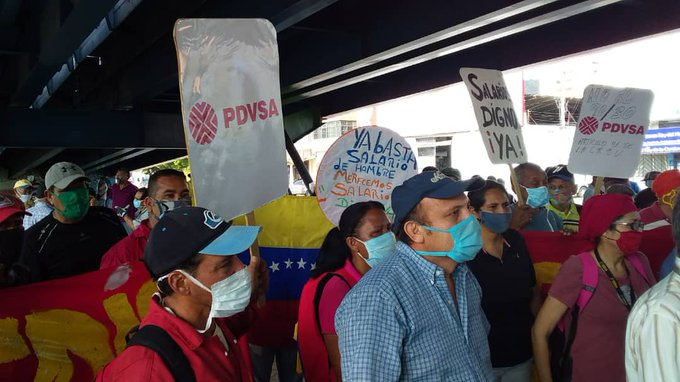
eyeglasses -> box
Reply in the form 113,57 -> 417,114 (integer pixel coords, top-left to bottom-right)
613,220 -> 644,232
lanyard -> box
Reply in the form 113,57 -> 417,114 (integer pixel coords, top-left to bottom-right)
593,248 -> 635,310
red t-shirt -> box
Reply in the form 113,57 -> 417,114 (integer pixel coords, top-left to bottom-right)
549,253 -> 655,382
96,296 -> 255,381
110,182 -> 138,219
99,220 -> 151,269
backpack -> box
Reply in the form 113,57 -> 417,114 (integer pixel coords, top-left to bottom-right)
125,325 -> 196,382
550,252 -> 650,382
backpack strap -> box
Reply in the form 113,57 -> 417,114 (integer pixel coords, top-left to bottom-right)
126,324 -> 196,382
576,252 -> 599,312
313,273 -> 350,332
627,253 -> 651,286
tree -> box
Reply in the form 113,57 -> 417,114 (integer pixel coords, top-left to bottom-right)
142,157 -> 191,175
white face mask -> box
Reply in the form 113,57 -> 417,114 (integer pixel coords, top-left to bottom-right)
159,267 -> 252,332
19,194 -> 32,203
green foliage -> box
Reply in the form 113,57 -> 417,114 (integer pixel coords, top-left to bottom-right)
142,157 -> 191,175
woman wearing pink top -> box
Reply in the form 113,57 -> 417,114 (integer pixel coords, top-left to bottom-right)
298,201 -> 395,381
533,194 -> 656,382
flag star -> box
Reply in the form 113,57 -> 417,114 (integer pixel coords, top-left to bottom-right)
269,261 -> 280,272
284,258 -> 293,269
311,262 -> 316,270
297,258 -> 307,269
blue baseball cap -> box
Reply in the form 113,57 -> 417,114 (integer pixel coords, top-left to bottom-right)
392,171 -> 485,232
144,206 -> 261,278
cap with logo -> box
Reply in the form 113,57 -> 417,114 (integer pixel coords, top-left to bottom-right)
13,179 -> 33,189
45,162 -> 87,190
0,195 -> 31,223
391,171 -> 485,232
144,206 -> 262,278
546,165 -> 574,182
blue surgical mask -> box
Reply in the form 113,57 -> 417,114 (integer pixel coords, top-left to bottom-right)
355,232 -> 396,268
525,186 -> 549,208
133,199 -> 143,209
414,215 -> 482,263
480,211 -> 512,234
645,180 -> 653,188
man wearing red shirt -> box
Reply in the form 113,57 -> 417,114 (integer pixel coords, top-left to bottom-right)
639,169 -> 680,278
96,206 -> 267,381
100,169 -> 191,269
110,168 -> 138,220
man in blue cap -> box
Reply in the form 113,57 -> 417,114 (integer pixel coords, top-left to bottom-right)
97,207 -> 267,381
335,171 -> 493,381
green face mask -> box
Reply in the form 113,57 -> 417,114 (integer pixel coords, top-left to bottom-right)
54,187 -> 90,219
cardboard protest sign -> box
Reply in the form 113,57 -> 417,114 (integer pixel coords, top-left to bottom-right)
174,19 -> 288,220
316,126 -> 418,225
460,67 -> 527,164
568,85 -> 653,178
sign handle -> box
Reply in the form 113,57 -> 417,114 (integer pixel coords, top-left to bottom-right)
594,177 -> 604,196
508,164 -> 525,206
245,211 -> 265,306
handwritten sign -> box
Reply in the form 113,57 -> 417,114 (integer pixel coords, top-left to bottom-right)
316,126 -> 418,225
568,85 -> 654,178
460,67 -> 527,164
174,19 -> 288,220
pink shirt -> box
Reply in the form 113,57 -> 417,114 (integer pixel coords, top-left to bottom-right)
318,259 -> 362,334
549,254 -> 655,382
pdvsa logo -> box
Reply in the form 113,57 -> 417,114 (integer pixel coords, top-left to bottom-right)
578,115 -> 645,136
601,122 -> 644,135
189,101 -> 218,145
578,116 -> 598,135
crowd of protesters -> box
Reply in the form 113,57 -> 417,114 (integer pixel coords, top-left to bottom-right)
0,160 -> 677,381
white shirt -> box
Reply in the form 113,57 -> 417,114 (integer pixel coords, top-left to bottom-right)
625,257 -> 680,381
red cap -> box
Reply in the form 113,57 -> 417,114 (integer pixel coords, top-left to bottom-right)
652,169 -> 680,198
0,195 -> 30,224
579,194 -> 637,242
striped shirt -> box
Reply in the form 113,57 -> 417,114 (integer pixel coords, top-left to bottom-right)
335,241 -> 494,381
625,256 -> 680,381
546,201 -> 580,231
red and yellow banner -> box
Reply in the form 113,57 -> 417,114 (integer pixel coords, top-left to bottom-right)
0,262 -> 154,382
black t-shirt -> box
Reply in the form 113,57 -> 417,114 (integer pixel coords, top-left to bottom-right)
467,229 -> 536,367
13,207 -> 126,284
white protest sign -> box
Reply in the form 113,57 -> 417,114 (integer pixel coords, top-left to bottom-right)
460,67 -> 527,164
174,19 -> 288,220
316,126 -> 418,226
568,85 -> 654,178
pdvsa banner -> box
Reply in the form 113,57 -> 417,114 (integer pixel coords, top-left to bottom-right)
460,67 -> 527,164
0,262 -> 154,382
174,19 -> 288,220
568,85 -> 654,178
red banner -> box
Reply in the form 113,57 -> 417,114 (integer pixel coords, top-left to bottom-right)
0,262 -> 154,382
520,231 -> 592,295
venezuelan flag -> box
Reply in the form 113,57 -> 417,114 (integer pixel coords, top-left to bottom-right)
235,195 -> 334,348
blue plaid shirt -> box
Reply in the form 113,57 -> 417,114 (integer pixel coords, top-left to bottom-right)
23,200 -> 53,230
336,242 -> 494,381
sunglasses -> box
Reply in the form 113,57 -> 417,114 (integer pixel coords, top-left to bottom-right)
613,220 -> 644,232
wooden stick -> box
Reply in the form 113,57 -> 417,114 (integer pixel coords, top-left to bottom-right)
509,164 -> 525,206
245,211 -> 265,306
245,211 -> 261,259
594,176 -> 604,196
